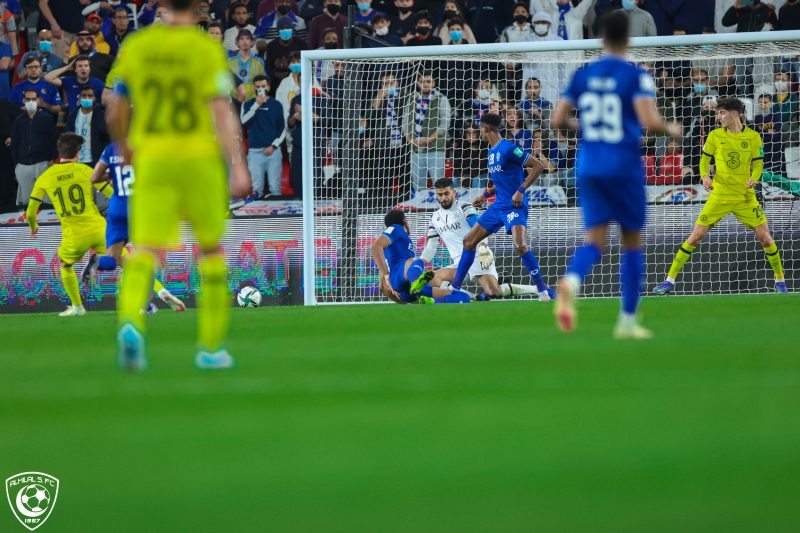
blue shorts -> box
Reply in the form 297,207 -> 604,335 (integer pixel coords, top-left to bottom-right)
578,176 -> 646,232
477,204 -> 528,235
389,261 -> 410,293
106,211 -> 129,247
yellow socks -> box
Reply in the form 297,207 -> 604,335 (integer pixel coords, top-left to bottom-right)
667,241 -> 697,281
197,254 -> 229,352
60,265 -> 82,307
763,242 -> 785,280
117,251 -> 155,331
120,246 -> 166,294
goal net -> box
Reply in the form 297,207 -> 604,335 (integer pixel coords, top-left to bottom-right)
301,32 -> 800,305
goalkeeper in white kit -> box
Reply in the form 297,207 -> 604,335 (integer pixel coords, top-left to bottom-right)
420,178 -> 540,301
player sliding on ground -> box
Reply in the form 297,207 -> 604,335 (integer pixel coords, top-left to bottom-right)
551,12 -> 679,338
421,178 -> 539,301
82,142 -> 186,313
654,96 -> 787,295
372,209 -> 471,304
107,0 -> 251,371
448,113 -> 555,301
26,133 -> 113,316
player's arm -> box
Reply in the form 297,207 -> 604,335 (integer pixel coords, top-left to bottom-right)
748,134 -> 764,189
699,130 -> 717,191
90,159 -> 110,184
420,225 -> 440,263
371,234 -> 401,300
211,97 -> 251,199
633,96 -> 679,137
511,154 -> 545,208
25,181 -> 45,237
106,90 -> 132,161
94,179 -> 113,199
551,99 -> 578,131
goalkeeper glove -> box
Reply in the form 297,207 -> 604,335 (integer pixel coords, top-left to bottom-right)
477,245 -> 494,269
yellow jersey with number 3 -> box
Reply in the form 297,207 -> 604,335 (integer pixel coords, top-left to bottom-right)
28,162 -> 108,237
112,24 -> 233,159
701,126 -> 763,200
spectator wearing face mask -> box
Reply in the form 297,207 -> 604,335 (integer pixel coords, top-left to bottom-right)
354,0 -> 386,25
276,51 -> 303,124
9,57 -> 62,116
501,2 -> 536,42
365,13 -> 404,46
266,17 -> 307,91
39,0 -> 86,60
772,70 -> 798,131
65,86 -> 108,168
391,0 -> 418,43
10,89 -> 58,207
444,18 -> 470,45
435,1 -> 477,44
241,75 -> 285,199
308,0 -> 346,49
406,11 -> 442,46
254,0 -> 307,48
44,55 -> 106,114
17,29 -> 65,79
613,0 -> 655,36
531,0 -> 595,41
520,11 -> 561,104
682,67 -> 718,127
465,79 -> 500,125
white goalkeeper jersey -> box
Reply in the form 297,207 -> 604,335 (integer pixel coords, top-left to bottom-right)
426,201 -> 480,261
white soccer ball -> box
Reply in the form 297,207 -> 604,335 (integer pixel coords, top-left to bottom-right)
20,484 -> 50,513
237,286 -> 262,307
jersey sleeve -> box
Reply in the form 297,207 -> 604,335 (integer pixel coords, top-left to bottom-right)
203,40 -> 234,100
509,143 -> 531,166
561,68 -> 582,104
426,219 -> 439,239
382,224 -> 402,244
460,201 -> 479,220
99,144 -> 114,165
750,131 -> 764,162
702,129 -> 718,157
634,68 -> 657,101
112,38 -> 133,96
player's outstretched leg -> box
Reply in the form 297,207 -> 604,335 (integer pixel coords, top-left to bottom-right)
614,233 -> 652,340
407,259 -> 434,295
753,223 -> 787,293
416,285 -> 471,304
451,224 -> 489,290
655,225 -> 709,295
511,226 -> 553,301
116,250 -> 154,371
59,262 -> 86,317
555,241 -> 603,333
194,251 -> 235,370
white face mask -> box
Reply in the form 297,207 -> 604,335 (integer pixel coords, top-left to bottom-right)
375,26 -> 389,36
775,80 -> 789,93
534,23 -> 549,35
478,88 -> 490,100
24,100 -> 37,113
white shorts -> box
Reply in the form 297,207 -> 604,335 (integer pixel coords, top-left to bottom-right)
445,255 -> 498,282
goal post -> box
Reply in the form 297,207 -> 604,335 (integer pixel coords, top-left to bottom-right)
301,31 -> 800,305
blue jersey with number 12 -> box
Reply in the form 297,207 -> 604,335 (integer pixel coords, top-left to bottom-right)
100,143 -> 134,218
562,56 -> 655,180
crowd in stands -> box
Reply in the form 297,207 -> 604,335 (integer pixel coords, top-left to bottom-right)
0,0 -> 799,214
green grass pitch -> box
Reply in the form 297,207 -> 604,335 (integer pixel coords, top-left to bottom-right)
2,295 -> 799,532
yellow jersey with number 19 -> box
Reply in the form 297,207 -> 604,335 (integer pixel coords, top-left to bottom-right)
112,24 -> 233,159
701,126 -> 763,201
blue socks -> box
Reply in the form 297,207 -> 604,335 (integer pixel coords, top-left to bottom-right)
435,290 -> 471,304
621,248 -> 644,315
98,256 -> 118,270
406,258 -> 425,283
451,249 -> 475,289
521,250 -> 547,291
420,284 -> 434,297
566,243 -> 602,284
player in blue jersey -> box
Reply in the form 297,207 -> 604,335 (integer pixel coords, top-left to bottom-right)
449,113 -> 554,302
371,209 -> 471,304
551,12 -> 679,338
82,143 -> 186,312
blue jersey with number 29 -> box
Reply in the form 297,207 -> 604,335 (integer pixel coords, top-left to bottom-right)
562,56 -> 656,181
100,143 -> 134,218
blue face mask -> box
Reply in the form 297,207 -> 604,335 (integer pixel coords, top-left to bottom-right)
39,40 -> 52,53
693,83 -> 707,94
289,63 -> 301,73
358,126 -> 366,134
80,98 -> 94,109
387,86 -> 397,97
622,0 -> 635,10
357,2 -> 370,10
449,30 -> 462,42
279,28 -> 293,41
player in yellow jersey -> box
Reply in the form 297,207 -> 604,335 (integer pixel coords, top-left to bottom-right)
107,0 -> 251,372
26,133 -> 113,316
654,97 -> 786,295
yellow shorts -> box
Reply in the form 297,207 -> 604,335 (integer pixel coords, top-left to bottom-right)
696,195 -> 767,229
59,226 -> 107,265
130,156 -> 228,249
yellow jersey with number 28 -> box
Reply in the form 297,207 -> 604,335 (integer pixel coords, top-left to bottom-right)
112,24 -> 233,160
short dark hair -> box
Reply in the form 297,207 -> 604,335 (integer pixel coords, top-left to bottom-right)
481,113 -> 501,130
208,20 -> 224,31
74,54 -> 90,64
415,10 -> 432,24
23,89 -> 38,99
716,96 -> 746,115
167,0 -> 196,11
601,11 -> 629,47
433,178 -> 454,189
288,50 -> 301,62
231,1 -> 248,12
384,209 -> 405,227
447,17 -> 464,29
371,13 -> 388,24
23,56 -> 41,68
253,74 -> 270,84
57,132 -> 85,159
758,93 -> 773,101
78,85 -> 95,96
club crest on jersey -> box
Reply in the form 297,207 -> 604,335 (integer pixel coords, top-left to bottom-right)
741,142 -> 748,149
5,472 -> 59,531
